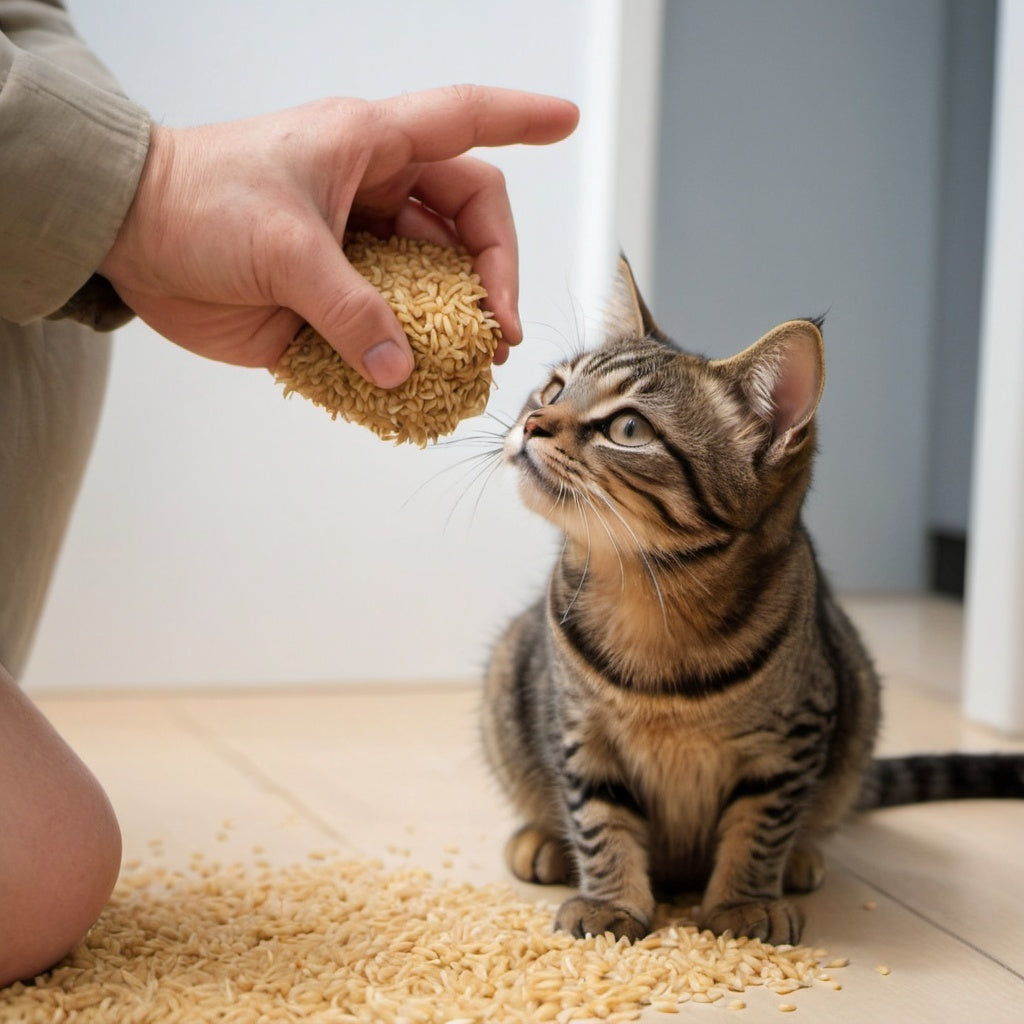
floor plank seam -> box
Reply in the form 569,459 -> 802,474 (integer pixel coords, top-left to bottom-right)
829,855 -> 1024,982
168,702 -> 349,848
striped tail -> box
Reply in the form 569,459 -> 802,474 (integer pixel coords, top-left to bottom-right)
857,753 -> 1024,810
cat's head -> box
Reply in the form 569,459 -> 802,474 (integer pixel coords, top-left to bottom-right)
504,257 -> 825,556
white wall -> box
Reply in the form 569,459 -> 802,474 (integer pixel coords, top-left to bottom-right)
24,1 -> 659,691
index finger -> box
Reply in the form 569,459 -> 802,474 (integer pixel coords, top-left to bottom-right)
371,85 -> 579,164
408,156 -> 522,346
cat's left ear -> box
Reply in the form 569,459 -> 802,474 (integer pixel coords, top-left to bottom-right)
604,253 -> 673,346
718,319 -> 825,450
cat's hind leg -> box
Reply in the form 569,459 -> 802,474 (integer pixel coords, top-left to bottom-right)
783,839 -> 825,894
505,825 -> 573,884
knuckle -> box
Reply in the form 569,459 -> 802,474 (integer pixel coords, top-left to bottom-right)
448,83 -> 489,106
476,160 -> 507,192
318,283 -> 385,345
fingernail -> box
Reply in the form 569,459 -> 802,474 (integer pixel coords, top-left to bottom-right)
363,339 -> 413,389
510,308 -> 523,342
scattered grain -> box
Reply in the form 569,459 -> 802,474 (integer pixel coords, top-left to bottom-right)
876,965 -> 892,976
862,900 -> 877,911
778,1004 -> 797,1013
0,857 -> 843,1023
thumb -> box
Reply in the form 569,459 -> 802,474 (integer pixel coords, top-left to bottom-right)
281,228 -> 414,389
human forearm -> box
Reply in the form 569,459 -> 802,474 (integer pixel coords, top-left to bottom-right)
0,7 -> 149,326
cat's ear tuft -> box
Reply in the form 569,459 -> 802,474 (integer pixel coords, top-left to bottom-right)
604,253 -> 671,346
723,319 -> 825,444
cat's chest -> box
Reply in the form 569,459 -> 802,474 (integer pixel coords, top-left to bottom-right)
605,701 -> 740,825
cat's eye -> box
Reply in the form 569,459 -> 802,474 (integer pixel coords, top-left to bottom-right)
606,412 -> 655,447
539,379 -> 564,405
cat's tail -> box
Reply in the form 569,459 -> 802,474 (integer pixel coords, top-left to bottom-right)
856,752 -> 1024,810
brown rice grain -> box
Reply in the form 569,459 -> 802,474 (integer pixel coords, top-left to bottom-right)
273,233 -> 501,446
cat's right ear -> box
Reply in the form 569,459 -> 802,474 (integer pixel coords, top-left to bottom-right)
717,319 -> 826,455
604,253 -> 672,346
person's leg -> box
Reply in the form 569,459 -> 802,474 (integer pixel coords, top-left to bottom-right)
0,663 -> 122,985
0,319 -> 119,984
0,319 -> 111,678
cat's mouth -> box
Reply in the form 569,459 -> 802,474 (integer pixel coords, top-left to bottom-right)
515,445 -> 563,498
506,428 -> 566,501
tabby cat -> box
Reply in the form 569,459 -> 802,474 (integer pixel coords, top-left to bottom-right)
481,257 -> 1024,946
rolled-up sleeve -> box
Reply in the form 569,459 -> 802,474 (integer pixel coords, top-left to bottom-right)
0,2 -> 150,325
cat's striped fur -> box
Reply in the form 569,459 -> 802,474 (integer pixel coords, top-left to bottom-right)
481,258 -> 1024,945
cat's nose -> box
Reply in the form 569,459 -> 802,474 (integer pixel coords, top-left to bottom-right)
523,410 -> 555,439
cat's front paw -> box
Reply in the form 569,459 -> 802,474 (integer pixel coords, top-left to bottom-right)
700,899 -> 805,945
555,895 -> 649,941
505,825 -> 572,885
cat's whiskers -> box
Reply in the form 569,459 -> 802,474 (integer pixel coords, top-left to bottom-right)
521,311 -> 589,365
401,445 -> 494,510
560,487 -> 593,624
464,448 -> 509,527
574,488 -> 628,595
588,484 -> 670,633
483,410 -> 516,432
535,457 -> 602,585
451,450 -> 507,530
653,541 -> 718,605
540,474 -> 570,522
402,433 -> 505,531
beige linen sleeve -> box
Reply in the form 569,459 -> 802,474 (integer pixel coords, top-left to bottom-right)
0,1 -> 150,327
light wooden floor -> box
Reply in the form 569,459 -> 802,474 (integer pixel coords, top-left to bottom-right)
30,594 -> 1024,1022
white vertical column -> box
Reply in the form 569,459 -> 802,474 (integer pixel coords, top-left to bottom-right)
611,0 -> 665,299
963,0 -> 1024,733
576,0 -> 665,314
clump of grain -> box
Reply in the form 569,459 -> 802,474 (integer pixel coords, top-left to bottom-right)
0,857 -> 841,1024
273,233 -> 502,446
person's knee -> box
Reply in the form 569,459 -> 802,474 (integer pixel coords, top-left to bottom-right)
0,762 -> 122,986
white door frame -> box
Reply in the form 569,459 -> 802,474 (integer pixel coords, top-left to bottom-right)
577,0 -> 665,310
963,0 -> 1024,734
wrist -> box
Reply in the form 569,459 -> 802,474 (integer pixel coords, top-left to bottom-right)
99,123 -> 174,292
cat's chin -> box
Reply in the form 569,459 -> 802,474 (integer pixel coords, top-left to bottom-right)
514,462 -> 580,534
508,439 -> 557,497
516,468 -> 561,519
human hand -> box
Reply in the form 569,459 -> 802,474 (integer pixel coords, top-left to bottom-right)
99,85 -> 579,387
